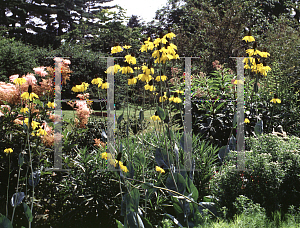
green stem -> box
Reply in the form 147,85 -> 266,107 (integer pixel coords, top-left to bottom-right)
6,154 -> 10,217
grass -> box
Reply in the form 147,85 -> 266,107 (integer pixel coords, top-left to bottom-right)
61,104 -> 183,133
196,211 -> 300,228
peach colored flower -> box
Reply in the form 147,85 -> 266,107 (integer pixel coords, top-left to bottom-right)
24,73 -> 37,85
9,74 -> 19,83
33,67 -> 48,77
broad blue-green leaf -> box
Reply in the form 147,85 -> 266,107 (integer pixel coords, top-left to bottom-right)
254,120 -> 263,135
139,110 -> 144,122
141,183 -> 154,189
156,106 -> 165,120
164,214 -> 183,228
155,148 -> 168,168
0,214 -> 13,228
166,173 -> 186,194
11,192 -> 25,207
130,188 -> 140,213
179,134 -> 192,152
233,113 -> 237,128
28,171 -> 40,187
186,177 -> 198,202
228,135 -> 236,151
18,152 -> 24,167
23,202 -> 33,222
126,211 -> 144,228
218,145 -> 229,163
117,113 -> 123,124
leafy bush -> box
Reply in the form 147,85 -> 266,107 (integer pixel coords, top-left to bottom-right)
210,134 -> 300,220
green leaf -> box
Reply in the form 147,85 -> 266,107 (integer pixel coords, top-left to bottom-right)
18,152 -> 24,167
233,113 -> 237,128
0,214 -> 13,228
166,173 -> 186,194
23,202 -> 33,222
130,188 -> 140,212
164,213 -> 183,228
33,99 -> 43,108
186,177 -> 198,202
141,217 -> 152,228
126,211 -> 144,228
142,183 -> 154,189
171,197 -> 184,215
134,153 -> 145,166
165,126 -> 174,141
139,110 -> 144,122
117,113 -> 123,125
116,219 -> 124,228
254,120 -> 263,135
156,106 -> 165,120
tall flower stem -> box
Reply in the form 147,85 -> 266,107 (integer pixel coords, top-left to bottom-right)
6,154 -> 10,217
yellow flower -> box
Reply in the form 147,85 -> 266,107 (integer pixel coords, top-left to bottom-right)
101,152 -> 107,159
173,90 -> 184,94
36,128 -> 47,136
105,65 -> 121,74
24,118 -> 40,130
169,96 -> 182,103
13,78 -> 26,86
123,45 -> 131,49
121,66 -> 134,74
72,82 -> 89,92
155,166 -> 165,174
246,49 -> 260,57
21,92 -> 39,101
270,98 -> 281,104
164,32 -> 176,40
138,74 -> 152,83
91,78 -> 103,87
140,44 -> 148,52
101,82 -> 109,89
119,162 -> 129,173
159,92 -> 168,102
111,45 -> 123,54
145,84 -> 156,91
4,148 -> 13,154
152,50 -> 160,59
242,36 -> 255,43
258,51 -> 270,58
244,118 -> 250,123
259,65 -> 272,76
20,107 -> 29,114
155,75 -> 167,82
47,102 -> 55,109
151,115 -> 161,121
125,55 -> 136,65
128,77 -> 137,85
234,80 -> 244,85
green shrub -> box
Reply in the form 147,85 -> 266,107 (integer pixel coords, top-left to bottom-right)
210,134 -> 300,220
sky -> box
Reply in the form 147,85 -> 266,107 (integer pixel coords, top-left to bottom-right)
103,0 -> 169,23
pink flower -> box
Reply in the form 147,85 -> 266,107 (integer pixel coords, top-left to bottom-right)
33,67 -> 48,77
63,59 -> 71,65
9,74 -> 19,83
54,57 -> 63,63
24,73 -> 37,85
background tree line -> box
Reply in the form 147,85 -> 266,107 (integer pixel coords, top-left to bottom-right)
0,0 -> 299,100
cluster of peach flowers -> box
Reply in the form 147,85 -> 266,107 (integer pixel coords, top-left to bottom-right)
67,94 -> 92,128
